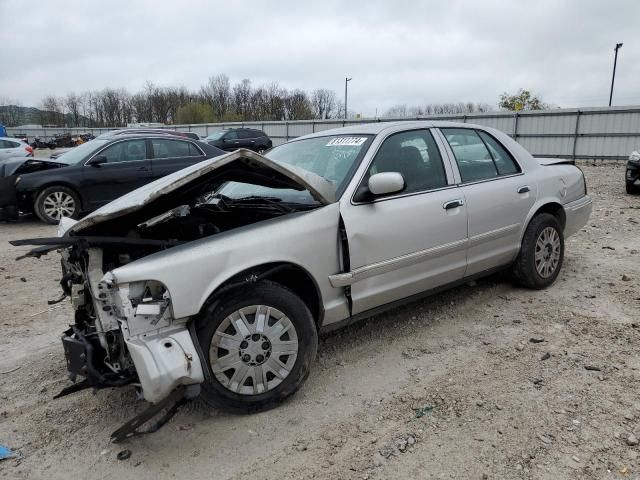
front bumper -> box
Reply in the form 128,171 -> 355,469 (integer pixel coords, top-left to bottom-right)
564,195 -> 592,238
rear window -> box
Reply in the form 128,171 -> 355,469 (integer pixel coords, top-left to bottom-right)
152,139 -> 200,158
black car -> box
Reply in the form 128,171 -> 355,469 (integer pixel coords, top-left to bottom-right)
203,128 -> 272,153
1,133 -> 224,224
626,151 -> 640,194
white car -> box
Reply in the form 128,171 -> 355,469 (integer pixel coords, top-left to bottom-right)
15,121 -> 591,439
0,136 -> 33,161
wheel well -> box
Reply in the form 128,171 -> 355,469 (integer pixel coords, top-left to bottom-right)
205,262 -> 323,328
533,202 -> 566,231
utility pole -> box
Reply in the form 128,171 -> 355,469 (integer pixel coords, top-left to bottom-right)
609,43 -> 623,107
344,77 -> 352,119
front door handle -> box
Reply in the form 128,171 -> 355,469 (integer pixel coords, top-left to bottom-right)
443,199 -> 465,210
517,185 -> 531,194
136,166 -> 148,171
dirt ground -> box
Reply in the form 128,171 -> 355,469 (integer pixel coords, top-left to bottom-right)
0,163 -> 638,480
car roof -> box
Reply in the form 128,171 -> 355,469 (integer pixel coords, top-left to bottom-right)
295,120 -> 484,140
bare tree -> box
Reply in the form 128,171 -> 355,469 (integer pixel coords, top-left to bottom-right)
285,89 -> 313,120
65,93 -> 81,127
201,74 -> 231,120
311,89 -> 337,119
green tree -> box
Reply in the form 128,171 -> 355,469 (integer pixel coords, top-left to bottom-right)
176,102 -> 215,124
499,89 -> 547,111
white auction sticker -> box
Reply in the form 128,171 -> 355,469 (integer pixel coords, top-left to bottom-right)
326,137 -> 367,147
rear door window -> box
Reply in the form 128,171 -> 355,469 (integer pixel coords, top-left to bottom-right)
477,131 -> 520,175
151,139 -> 195,158
441,128 -> 498,183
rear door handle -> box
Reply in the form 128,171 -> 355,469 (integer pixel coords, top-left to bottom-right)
443,199 -> 465,210
517,185 -> 531,194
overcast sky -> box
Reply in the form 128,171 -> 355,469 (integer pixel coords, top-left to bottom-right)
1,0 -> 639,116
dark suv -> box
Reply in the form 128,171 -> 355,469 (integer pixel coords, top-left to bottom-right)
3,133 -> 224,224
203,128 -> 272,153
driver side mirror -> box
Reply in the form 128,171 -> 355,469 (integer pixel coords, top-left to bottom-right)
87,155 -> 107,167
353,172 -> 405,202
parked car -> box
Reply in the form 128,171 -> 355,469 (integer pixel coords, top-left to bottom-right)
12,133 -> 29,144
0,133 -> 224,223
48,133 -> 76,149
13,121 -> 592,432
0,136 -> 34,161
204,128 -> 272,153
626,150 -> 640,194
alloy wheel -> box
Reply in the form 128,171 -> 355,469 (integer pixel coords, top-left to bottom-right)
42,191 -> 75,220
534,226 -> 561,278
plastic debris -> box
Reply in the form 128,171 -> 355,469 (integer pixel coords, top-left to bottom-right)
0,445 -> 20,461
413,404 -> 435,418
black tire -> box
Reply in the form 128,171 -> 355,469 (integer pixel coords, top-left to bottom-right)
197,280 -> 318,413
512,213 -> 564,290
626,182 -> 640,195
34,185 -> 81,225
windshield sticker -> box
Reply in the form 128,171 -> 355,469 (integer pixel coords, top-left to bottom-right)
326,137 -> 367,147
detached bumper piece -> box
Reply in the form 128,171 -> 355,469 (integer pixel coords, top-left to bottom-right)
110,385 -> 189,443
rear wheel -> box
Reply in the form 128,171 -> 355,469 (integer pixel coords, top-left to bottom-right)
197,281 -> 317,413
512,213 -> 564,289
34,185 -> 81,224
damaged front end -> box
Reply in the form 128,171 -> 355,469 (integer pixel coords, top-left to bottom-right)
58,243 -> 204,403
11,149 -> 335,437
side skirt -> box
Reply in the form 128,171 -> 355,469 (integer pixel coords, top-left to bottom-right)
319,264 -> 511,334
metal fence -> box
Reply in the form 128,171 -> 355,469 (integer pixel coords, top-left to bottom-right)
8,105 -> 640,161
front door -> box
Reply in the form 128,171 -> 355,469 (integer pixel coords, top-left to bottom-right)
339,129 -> 468,315
81,138 -> 152,208
439,128 -> 537,275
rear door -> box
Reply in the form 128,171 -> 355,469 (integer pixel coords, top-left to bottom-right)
438,128 -> 536,276
149,138 -> 206,180
81,138 -> 152,207
338,128 -> 468,314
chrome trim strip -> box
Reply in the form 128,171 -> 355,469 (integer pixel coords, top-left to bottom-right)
565,195 -> 592,210
328,238 -> 467,287
468,223 -> 520,247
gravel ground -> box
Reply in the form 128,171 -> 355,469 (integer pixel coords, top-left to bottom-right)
0,163 -> 638,479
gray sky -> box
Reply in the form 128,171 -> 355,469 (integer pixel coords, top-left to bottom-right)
1,0 -> 639,115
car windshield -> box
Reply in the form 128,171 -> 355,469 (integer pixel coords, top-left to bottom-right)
53,139 -> 110,165
216,134 -> 372,204
205,131 -> 226,141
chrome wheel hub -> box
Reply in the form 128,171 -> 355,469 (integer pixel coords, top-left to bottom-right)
535,226 -> 561,278
210,305 -> 298,395
43,192 -> 75,220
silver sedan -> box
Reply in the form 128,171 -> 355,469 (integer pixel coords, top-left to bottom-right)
17,121 -> 592,422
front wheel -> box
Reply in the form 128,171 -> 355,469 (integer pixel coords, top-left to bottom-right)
197,281 -> 318,413
34,185 -> 81,224
626,182 -> 640,195
512,213 -> 564,289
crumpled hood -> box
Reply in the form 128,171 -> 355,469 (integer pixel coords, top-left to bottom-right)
0,157 -> 66,178
68,148 -> 336,235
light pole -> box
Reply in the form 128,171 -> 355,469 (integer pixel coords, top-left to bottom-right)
344,77 -> 352,119
609,43 -> 623,107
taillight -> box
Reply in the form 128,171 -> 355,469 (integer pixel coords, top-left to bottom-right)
25,146 -> 34,155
